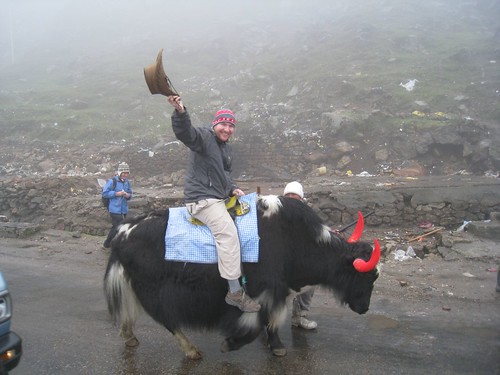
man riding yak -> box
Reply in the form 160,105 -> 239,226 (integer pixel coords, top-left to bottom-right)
102,49 -> 382,359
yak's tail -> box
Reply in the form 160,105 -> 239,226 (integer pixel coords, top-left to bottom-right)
104,260 -> 142,329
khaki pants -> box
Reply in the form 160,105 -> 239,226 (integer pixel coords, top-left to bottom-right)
186,199 -> 241,280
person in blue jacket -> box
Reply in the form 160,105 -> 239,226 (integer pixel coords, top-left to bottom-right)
102,162 -> 132,248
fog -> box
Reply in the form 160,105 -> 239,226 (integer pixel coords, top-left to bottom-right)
0,2 -> 499,179
2,0 -> 350,66
1,0 -> 499,144
4,0 -> 497,71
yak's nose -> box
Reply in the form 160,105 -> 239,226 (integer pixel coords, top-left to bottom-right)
350,303 -> 369,315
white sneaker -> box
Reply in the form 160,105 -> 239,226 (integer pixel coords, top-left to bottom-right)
291,314 -> 318,330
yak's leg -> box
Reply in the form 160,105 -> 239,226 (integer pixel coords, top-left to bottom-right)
120,320 -> 139,347
265,304 -> 288,356
174,330 -> 202,360
220,331 -> 261,353
266,326 -> 286,357
220,313 -> 262,353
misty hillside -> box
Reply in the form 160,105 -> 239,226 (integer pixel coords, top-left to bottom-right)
0,0 -> 499,179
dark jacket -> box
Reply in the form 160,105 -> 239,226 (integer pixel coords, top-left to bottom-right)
171,110 -> 238,203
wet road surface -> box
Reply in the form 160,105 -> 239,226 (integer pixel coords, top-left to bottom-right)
1,235 -> 498,375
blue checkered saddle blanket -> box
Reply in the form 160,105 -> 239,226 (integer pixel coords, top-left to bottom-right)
164,192 -> 259,263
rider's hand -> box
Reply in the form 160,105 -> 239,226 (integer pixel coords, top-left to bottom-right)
167,95 -> 185,113
232,188 -> 245,197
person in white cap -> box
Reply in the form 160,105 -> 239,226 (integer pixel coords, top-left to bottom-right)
283,181 -> 305,202
102,162 -> 132,248
283,181 -> 318,330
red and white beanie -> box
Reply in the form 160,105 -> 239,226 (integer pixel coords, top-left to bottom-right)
212,109 -> 237,127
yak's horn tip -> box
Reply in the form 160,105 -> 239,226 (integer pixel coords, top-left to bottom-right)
353,238 -> 381,272
347,211 -> 364,243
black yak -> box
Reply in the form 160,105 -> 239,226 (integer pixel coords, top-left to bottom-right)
104,194 -> 380,358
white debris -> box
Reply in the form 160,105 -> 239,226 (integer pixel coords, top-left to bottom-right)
165,141 -> 181,146
394,249 -> 411,261
394,246 -> 417,261
400,79 -> 418,91
456,220 -> 471,232
356,171 -> 373,177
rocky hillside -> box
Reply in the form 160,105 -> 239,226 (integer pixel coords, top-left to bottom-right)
0,0 -> 499,181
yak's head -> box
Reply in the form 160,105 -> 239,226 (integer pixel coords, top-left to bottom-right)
337,212 -> 381,315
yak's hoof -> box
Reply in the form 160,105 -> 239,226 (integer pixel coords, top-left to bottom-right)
272,347 -> 287,357
125,336 -> 139,347
186,349 -> 203,360
220,340 -> 230,353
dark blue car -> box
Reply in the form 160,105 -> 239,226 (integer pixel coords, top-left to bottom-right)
0,271 -> 22,374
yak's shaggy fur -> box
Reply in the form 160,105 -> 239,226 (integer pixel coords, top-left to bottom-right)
104,195 -> 379,358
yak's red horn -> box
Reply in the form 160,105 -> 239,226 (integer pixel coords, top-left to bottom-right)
347,211 -> 364,243
353,239 -> 381,272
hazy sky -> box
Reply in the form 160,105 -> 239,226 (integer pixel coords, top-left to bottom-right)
1,0 -> 413,67
2,0 -> 321,65
1,0 -> 498,96
3,1 -> 499,68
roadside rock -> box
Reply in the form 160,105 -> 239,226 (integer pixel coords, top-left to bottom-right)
468,213 -> 500,240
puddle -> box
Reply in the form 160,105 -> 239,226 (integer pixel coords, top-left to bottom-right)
367,314 -> 400,329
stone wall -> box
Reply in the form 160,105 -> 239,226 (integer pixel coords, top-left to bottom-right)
0,175 -> 499,236
0,176 -> 108,235
0,176 -> 186,236
306,177 -> 500,228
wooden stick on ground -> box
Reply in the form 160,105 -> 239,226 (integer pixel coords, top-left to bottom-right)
408,227 -> 445,242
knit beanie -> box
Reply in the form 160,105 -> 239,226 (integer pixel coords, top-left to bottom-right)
212,109 -> 237,127
117,162 -> 130,174
283,181 -> 304,199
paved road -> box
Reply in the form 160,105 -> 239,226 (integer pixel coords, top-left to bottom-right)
1,233 -> 499,375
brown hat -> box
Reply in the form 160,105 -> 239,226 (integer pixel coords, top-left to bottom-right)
143,49 -> 178,96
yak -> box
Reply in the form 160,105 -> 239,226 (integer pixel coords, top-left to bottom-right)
104,194 -> 380,359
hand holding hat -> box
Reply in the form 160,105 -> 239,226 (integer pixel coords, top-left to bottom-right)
167,95 -> 185,113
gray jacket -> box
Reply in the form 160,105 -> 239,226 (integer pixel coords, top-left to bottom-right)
171,109 -> 238,203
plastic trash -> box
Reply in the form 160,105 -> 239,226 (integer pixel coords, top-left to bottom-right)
394,246 -> 417,261
317,166 -> 327,175
406,246 -> 416,257
394,249 -> 410,261
356,171 -> 373,177
400,79 -> 418,91
456,220 -> 471,232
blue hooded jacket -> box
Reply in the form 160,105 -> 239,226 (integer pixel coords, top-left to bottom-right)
102,177 -> 132,214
